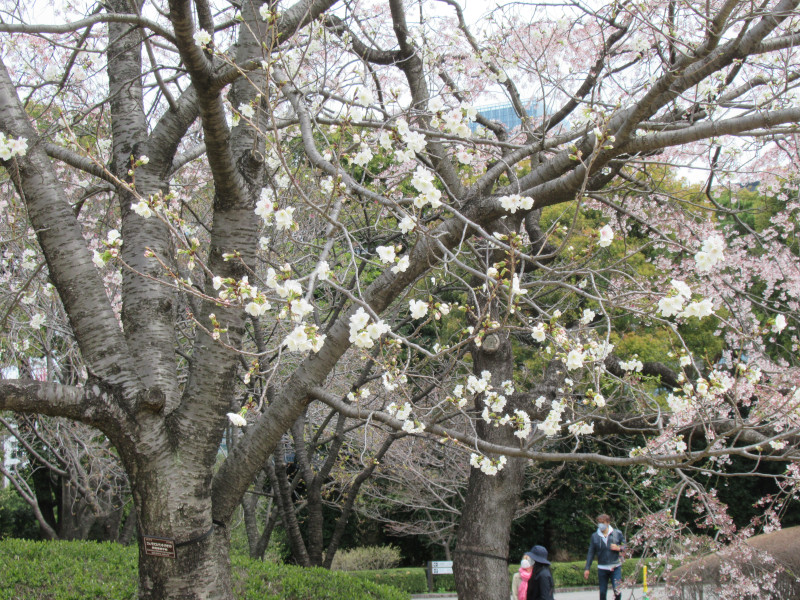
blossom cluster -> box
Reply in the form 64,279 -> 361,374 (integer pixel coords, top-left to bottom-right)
694,235 -> 725,272
284,323 -> 326,352
408,299 -> 428,320
375,244 -> 410,273
449,372 -> 531,442
410,165 -> 442,209
349,306 -> 390,349
618,357 -> 644,372
0,133 -> 28,160
211,274 -> 268,317
657,279 -> 715,320
498,194 -> 534,214
208,260 -> 327,353
255,188 -> 294,230
92,229 -> 122,268
386,401 -> 425,434
469,453 -> 507,475
381,370 -> 407,391
437,102 -> 477,138
597,224 -> 614,247
393,118 -> 426,161
540,399 -> 566,437
227,412 -> 247,427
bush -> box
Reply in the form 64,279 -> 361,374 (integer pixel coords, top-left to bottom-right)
0,538 -> 409,600
0,537 -> 138,600
330,545 -> 402,571
0,537 -> 679,599
350,558 -> 676,595
232,557 -> 409,600
0,487 -> 39,540
523,558 -> 677,589
348,568 -> 429,594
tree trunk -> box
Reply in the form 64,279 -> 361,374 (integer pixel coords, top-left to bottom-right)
132,461 -> 232,599
269,449 -> 311,566
30,466 -> 59,537
120,509 -> 138,546
242,469 -> 278,560
137,527 -> 231,600
454,331 -> 527,600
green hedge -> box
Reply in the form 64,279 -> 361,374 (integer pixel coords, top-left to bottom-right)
549,558 -> 675,588
0,538 -> 675,598
0,538 -> 408,600
348,568 -> 429,594
348,559 -> 675,594
1,538 -> 137,599
234,558 -> 409,600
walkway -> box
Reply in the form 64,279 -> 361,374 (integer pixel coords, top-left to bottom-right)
411,585 -> 665,600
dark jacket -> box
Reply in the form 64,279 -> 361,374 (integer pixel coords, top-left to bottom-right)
584,527 -> 625,571
526,564 -> 554,600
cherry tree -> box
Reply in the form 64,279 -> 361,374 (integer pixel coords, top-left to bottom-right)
354,429 -> 562,560
0,414 -> 132,542
1,0 -> 800,598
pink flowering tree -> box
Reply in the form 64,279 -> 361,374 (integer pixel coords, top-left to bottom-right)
1,0 -> 800,598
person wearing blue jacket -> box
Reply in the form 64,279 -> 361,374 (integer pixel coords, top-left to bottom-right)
583,513 -> 625,600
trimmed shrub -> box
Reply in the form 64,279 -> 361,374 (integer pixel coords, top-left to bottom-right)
0,538 -> 409,600
232,557 -> 409,600
0,538 -> 137,600
515,558 -> 677,589
330,545 -> 402,571
0,538 -> 679,599
349,558 -> 677,595
348,568 -> 429,594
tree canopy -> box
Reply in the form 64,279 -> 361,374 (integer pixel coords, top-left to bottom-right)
1,0 -> 799,598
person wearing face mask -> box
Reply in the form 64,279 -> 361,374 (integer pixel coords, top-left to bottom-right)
510,552 -> 534,600
525,545 -> 555,600
583,514 -> 625,600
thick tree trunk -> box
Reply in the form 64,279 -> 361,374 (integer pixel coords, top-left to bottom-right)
137,527 -> 231,600
454,331 -> 527,600
132,463 -> 232,599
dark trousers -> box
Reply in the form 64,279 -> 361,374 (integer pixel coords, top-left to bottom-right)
598,566 -> 622,600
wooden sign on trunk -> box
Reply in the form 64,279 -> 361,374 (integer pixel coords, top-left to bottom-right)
143,536 -> 176,558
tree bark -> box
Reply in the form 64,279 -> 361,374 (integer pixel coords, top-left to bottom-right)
454,330 -> 526,600
130,456 -> 231,599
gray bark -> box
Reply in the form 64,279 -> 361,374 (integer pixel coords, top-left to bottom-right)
454,331 -> 526,600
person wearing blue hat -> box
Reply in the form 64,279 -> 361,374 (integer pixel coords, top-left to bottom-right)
525,545 -> 554,600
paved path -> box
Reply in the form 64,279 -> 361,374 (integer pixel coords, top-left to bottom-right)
412,585 -> 665,600
557,586 -> 665,600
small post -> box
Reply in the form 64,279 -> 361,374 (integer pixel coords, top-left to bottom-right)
427,560 -> 434,592
643,565 -> 649,600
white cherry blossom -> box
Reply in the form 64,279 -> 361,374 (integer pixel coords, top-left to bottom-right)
376,245 -> 396,264
566,349 -> 584,370
598,224 -> 614,247
274,207 -> 295,230
409,299 -> 428,319
227,412 -> 247,427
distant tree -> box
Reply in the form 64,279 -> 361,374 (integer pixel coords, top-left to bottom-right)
0,414 -> 132,542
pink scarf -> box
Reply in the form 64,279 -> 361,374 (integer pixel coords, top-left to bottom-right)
518,568 -> 532,600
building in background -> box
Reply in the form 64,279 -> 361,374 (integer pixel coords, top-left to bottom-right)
473,99 -> 543,132
2,430 -> 20,488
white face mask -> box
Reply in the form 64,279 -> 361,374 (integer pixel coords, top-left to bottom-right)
521,558 -> 532,569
